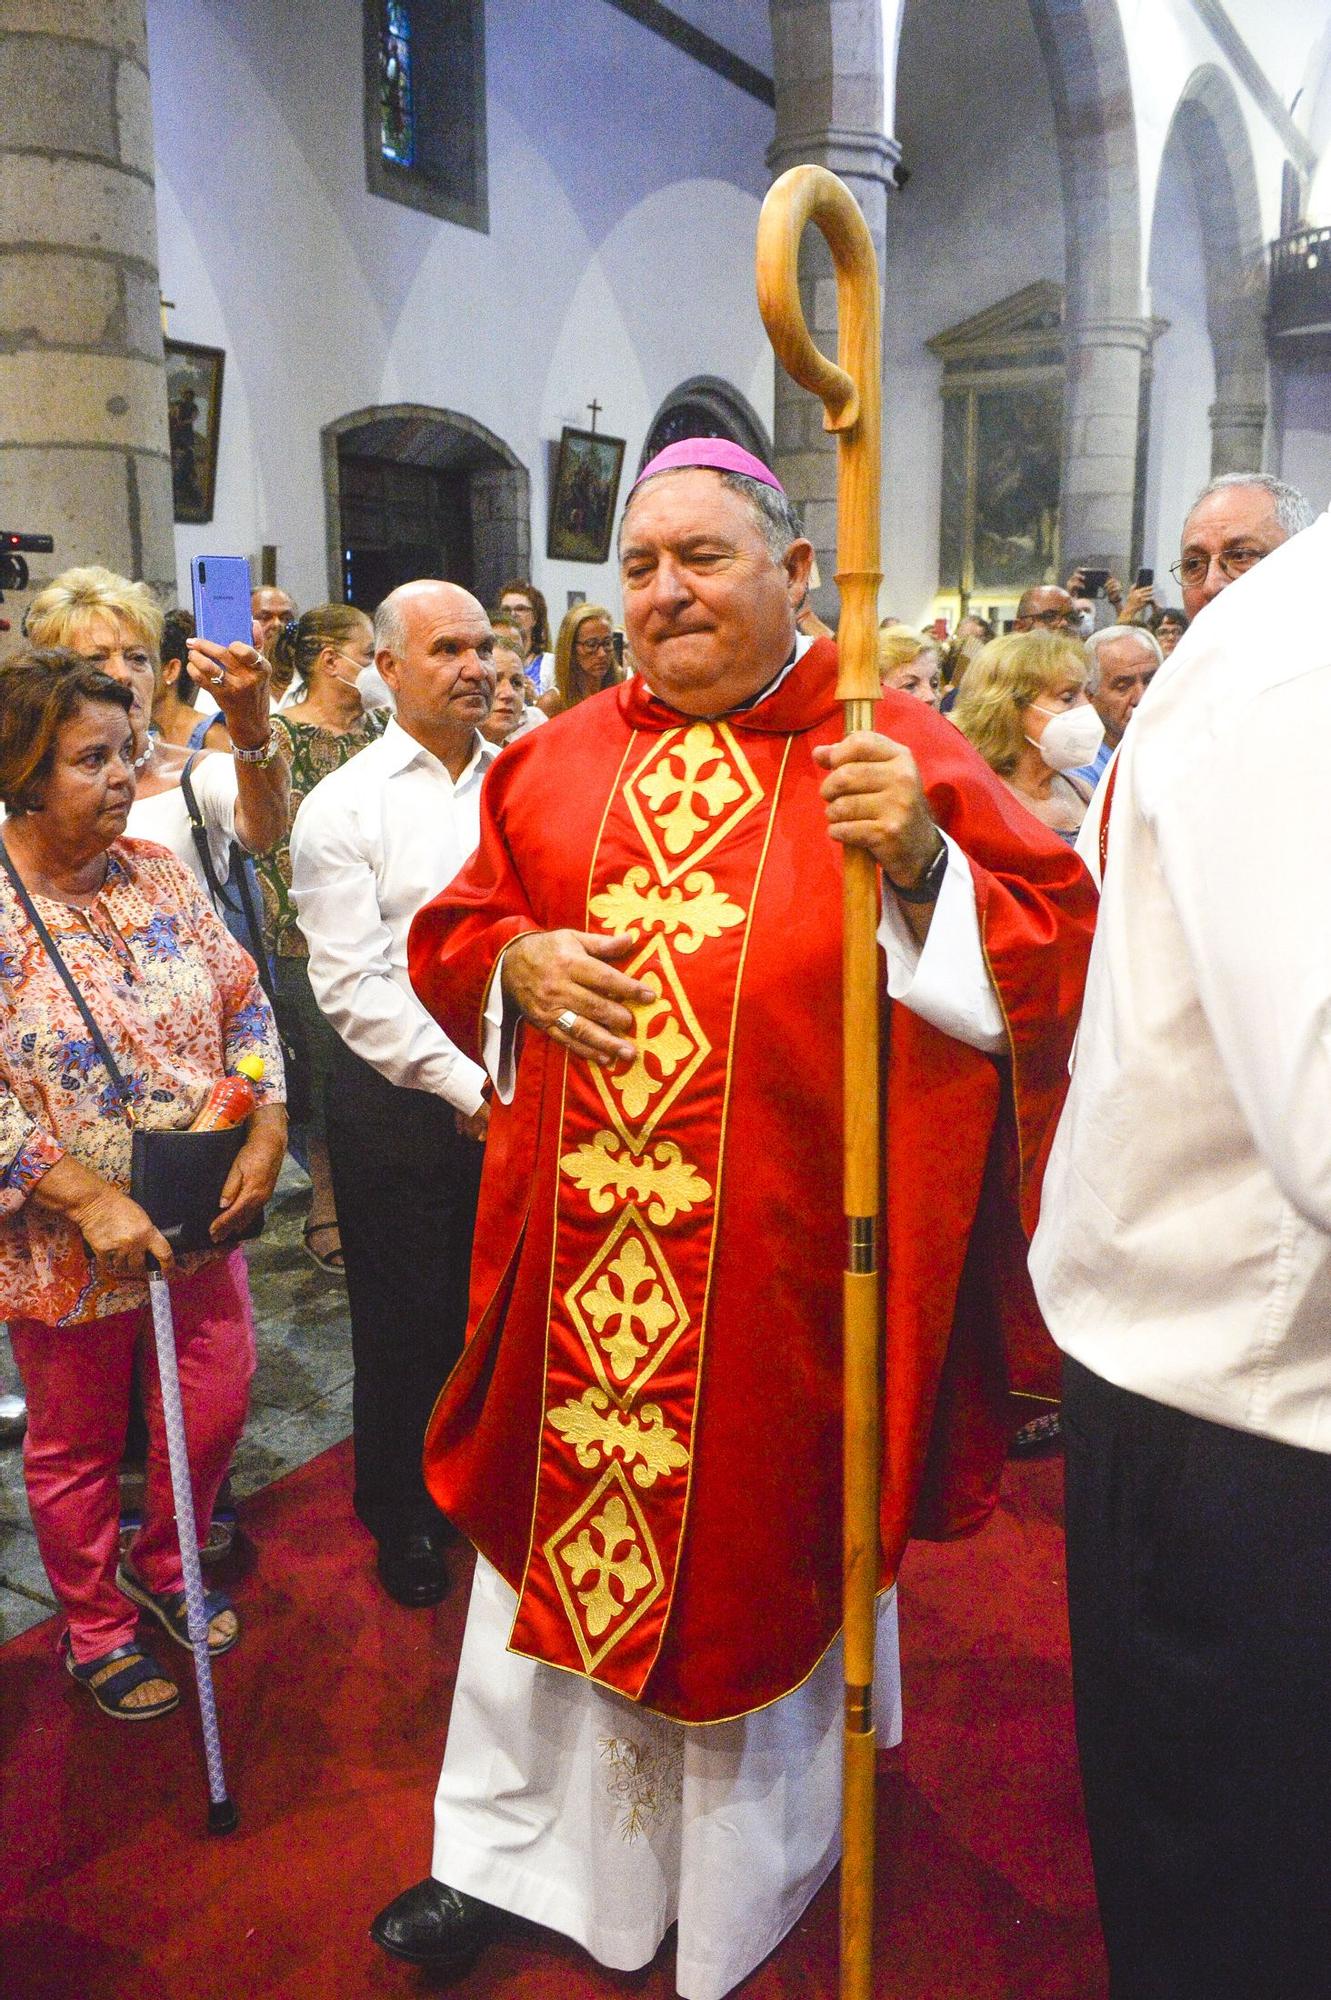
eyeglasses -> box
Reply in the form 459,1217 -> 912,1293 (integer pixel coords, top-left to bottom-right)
1028,609 -> 1073,629
1169,547 -> 1266,588
576,635 -> 616,657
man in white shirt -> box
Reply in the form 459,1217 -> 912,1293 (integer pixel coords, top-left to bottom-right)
290,580 -> 497,1608
1030,506 -> 1331,1997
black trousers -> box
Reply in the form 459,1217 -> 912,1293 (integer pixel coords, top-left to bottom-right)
324,1037 -> 483,1545
1062,1355 -> 1331,2000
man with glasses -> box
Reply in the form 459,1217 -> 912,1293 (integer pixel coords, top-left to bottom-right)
1013,583 -> 1077,633
1171,472 -> 1314,618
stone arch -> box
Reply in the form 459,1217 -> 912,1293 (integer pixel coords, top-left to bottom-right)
639,376 -> 773,471
766,0 -> 893,612
770,0 -> 1147,593
1156,66 -> 1268,474
1022,0 -> 1148,569
320,403 -> 530,609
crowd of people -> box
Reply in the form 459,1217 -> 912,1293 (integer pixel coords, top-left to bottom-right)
0,445 -> 1325,1998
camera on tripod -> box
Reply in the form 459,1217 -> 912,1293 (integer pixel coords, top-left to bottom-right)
1,532 -> 54,600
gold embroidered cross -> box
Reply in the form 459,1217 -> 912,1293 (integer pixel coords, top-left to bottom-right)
561,1494 -> 654,1638
578,1235 -> 677,1380
638,724 -> 746,855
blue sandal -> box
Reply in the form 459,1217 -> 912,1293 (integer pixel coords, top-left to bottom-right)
63,1634 -> 180,1721
116,1562 -> 240,1656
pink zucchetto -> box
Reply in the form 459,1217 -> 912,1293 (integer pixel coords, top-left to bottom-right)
632,436 -> 786,495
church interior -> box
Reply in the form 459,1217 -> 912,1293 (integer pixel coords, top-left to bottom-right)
2,3 -> 1330,1996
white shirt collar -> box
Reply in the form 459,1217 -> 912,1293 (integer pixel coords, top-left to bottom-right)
381,715 -> 495,785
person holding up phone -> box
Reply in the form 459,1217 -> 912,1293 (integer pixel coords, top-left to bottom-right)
25,567 -> 289,919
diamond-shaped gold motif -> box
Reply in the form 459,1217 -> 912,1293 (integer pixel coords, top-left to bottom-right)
625,722 -> 764,886
544,1463 -> 665,1673
565,1203 -> 689,1403
593,935 -> 709,1149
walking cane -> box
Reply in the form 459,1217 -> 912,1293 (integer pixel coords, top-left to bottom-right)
755,166 -> 884,2000
146,1253 -> 239,1834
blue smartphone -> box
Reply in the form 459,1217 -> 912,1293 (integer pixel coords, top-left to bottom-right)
190,555 -> 252,650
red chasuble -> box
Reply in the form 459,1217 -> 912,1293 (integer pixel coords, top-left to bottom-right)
409,640 -> 1095,1723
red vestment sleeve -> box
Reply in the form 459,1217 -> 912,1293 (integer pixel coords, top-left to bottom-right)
408,744 -> 543,1063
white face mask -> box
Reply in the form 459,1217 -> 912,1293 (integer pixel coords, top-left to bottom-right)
1074,610 -> 1095,641
1027,701 -> 1104,772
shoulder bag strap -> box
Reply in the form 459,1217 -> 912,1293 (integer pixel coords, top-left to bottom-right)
178,755 -> 276,1004
0,833 -> 134,1116
180,753 -> 236,916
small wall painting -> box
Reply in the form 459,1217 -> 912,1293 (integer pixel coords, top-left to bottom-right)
548,427 -> 626,563
165,339 -> 225,525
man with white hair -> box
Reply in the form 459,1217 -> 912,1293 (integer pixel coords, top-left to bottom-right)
1071,624 -> 1162,788
1171,471 -> 1315,622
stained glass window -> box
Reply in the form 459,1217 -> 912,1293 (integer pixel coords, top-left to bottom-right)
380,0 -> 414,168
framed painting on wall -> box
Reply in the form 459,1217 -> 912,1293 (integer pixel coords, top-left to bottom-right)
927,283 -> 1067,614
547,426 -> 626,563
165,338 -> 225,524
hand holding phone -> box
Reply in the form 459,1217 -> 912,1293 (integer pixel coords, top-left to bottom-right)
191,556 -> 253,650
1078,567 -> 1110,598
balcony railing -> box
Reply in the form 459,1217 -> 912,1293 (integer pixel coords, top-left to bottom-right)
1269,225 -> 1331,345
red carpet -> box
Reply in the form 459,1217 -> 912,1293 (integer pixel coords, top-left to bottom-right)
0,1443 -> 1106,1999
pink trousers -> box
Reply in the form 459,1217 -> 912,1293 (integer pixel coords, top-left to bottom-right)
8,1249 -> 256,1663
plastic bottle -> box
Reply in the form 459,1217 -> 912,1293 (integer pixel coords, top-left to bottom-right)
189,1053 -> 265,1132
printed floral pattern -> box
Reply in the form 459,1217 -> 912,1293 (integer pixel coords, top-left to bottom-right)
0,838 -> 284,1326
257,712 -> 384,958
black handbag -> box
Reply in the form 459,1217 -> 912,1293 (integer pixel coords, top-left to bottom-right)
0,836 -> 262,1253
180,756 -> 312,1126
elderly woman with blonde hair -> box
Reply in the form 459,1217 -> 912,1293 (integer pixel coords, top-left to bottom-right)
877,627 -> 942,709
25,566 -> 287,914
951,629 -> 1102,843
539,601 -> 622,717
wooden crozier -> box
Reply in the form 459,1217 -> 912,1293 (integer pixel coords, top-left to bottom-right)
755,165 -> 885,2000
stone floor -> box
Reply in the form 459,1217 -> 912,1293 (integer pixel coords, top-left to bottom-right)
0,1160 -> 352,1645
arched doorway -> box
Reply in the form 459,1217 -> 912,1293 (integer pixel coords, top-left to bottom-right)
321,405 -> 530,612
639,376 -> 772,471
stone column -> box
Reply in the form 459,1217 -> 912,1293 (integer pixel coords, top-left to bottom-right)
469,462 -> 532,608
1208,398 -> 1267,477
767,0 -> 894,623
0,1 -> 175,626
1059,316 -> 1157,574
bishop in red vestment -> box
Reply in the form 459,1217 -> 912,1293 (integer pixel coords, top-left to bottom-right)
373,441 -> 1095,1994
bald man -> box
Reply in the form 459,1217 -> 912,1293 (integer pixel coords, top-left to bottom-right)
289,581 -> 498,1606
1013,584 -> 1077,633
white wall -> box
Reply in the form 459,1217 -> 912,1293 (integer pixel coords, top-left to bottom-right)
148,0 -> 775,616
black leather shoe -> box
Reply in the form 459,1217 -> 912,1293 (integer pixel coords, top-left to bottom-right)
375,1533 -> 449,1608
370,1877 -> 503,1968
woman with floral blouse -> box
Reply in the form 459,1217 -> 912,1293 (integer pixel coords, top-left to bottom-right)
0,651 -> 286,1720
257,605 -> 384,1273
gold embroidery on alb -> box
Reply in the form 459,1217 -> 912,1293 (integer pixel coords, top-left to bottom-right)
598,1735 -> 684,1842
549,1388 -> 690,1487
558,1131 -> 711,1224
545,1464 -> 665,1670
589,865 -> 745,955
625,722 -> 764,886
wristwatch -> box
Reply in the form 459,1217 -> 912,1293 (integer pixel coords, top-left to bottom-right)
232,724 -> 280,767
885,832 -> 948,906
